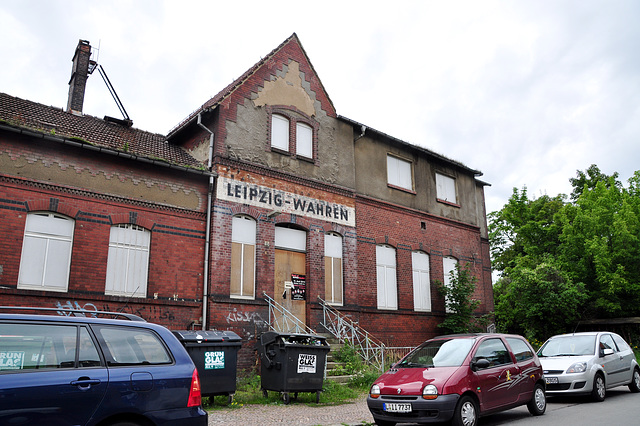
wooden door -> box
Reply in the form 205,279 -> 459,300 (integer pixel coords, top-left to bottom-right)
274,249 -> 306,332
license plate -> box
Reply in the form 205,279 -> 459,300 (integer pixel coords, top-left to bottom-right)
545,376 -> 559,384
383,403 -> 412,413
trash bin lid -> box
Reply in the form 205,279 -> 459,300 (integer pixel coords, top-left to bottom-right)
173,330 -> 241,343
259,331 -> 328,346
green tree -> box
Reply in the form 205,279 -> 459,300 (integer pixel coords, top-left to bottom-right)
569,164 -> 621,201
436,263 -> 481,334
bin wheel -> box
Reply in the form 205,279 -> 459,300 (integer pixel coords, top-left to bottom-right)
262,389 -> 268,398
316,390 -> 321,403
282,392 -> 291,404
228,394 -> 234,405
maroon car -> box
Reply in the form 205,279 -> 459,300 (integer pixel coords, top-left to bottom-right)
367,333 -> 546,426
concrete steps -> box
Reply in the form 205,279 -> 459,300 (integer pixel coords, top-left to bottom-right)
321,334 -> 355,384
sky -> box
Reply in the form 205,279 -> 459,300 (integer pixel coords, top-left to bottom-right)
1,0 -> 638,215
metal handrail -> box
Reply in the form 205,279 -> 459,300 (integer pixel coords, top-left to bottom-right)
318,297 -> 387,371
262,292 -> 316,335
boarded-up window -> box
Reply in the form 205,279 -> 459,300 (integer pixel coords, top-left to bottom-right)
387,155 -> 412,191
105,224 -> 150,297
231,215 -> 256,299
271,114 -> 290,151
18,212 -> 74,292
412,251 -> 431,312
324,233 -> 343,305
436,173 -> 457,203
376,245 -> 397,310
296,122 -> 313,158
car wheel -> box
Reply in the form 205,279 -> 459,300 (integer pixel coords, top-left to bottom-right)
527,383 -> 546,416
629,367 -> 640,393
591,373 -> 606,402
452,395 -> 478,426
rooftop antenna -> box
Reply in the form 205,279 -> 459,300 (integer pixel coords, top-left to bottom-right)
88,41 -> 133,127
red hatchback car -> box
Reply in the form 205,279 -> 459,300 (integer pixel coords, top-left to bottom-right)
367,333 -> 546,426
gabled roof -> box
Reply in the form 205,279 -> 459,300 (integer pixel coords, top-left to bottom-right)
167,33 -> 336,138
0,92 -> 201,169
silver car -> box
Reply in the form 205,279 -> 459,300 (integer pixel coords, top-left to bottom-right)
537,331 -> 640,401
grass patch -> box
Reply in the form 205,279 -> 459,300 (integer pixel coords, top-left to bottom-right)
204,369 -> 376,411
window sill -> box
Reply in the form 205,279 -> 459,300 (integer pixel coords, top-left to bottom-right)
387,184 -> 416,195
436,198 -> 460,208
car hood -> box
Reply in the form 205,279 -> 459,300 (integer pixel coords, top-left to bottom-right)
539,355 -> 594,371
375,366 -> 460,395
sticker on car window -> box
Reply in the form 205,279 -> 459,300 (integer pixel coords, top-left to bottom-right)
0,351 -> 25,370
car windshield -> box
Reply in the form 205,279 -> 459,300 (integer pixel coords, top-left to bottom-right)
537,335 -> 596,357
396,338 -> 475,368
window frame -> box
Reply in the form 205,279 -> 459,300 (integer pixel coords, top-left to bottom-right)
387,154 -> 413,192
230,215 -> 257,300
442,256 -> 458,313
376,244 -> 398,310
105,224 -> 150,298
268,107 -> 318,160
324,232 -> 344,306
412,251 -> 431,312
18,211 -> 75,293
436,172 -> 458,205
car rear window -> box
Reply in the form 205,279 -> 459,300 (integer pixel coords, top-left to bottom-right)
506,337 -> 534,361
93,326 -> 172,366
0,323 -> 100,370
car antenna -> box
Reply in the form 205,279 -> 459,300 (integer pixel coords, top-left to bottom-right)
116,286 -> 140,315
572,320 -> 581,335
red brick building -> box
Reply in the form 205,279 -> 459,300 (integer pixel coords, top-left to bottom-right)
0,35 -> 493,369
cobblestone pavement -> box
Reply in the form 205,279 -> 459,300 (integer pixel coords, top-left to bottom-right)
207,394 -> 375,425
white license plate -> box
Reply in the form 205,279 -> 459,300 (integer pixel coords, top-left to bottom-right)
545,376 -> 559,384
383,403 -> 412,413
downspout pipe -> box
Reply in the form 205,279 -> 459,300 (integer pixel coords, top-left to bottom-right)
197,112 -> 215,330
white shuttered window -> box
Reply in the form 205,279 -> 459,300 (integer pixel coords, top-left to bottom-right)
231,215 -> 256,299
443,256 -> 458,313
271,114 -> 290,151
436,173 -> 457,203
105,224 -> 150,297
324,233 -> 343,305
376,245 -> 398,310
18,212 -> 74,292
412,251 -> 431,312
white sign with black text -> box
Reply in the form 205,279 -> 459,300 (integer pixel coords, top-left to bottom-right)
297,353 -> 317,374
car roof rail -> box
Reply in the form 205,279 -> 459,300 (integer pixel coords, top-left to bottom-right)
0,306 -> 147,322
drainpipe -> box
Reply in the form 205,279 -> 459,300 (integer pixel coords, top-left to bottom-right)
197,112 -> 215,330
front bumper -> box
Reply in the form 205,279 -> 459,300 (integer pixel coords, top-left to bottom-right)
367,394 -> 460,424
544,372 -> 593,395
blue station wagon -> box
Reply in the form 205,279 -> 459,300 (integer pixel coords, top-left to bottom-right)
0,307 -> 208,426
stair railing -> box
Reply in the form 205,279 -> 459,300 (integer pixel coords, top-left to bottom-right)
262,292 -> 316,335
318,297 -> 386,372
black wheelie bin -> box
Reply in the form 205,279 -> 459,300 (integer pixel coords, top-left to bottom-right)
173,330 -> 242,403
258,331 -> 330,404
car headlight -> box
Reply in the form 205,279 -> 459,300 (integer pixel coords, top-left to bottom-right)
422,384 -> 438,400
566,362 -> 587,374
370,384 -> 381,398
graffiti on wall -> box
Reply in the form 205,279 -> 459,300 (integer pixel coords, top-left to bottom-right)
54,300 -> 176,323
225,308 -> 269,341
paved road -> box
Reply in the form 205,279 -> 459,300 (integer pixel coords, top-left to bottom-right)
207,388 -> 640,426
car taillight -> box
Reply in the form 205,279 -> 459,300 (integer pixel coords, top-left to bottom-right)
187,368 -> 202,407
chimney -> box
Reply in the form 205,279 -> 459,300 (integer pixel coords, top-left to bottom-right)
67,40 -> 92,114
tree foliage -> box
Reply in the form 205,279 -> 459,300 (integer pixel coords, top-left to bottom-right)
489,165 -> 640,342
436,263 -> 482,334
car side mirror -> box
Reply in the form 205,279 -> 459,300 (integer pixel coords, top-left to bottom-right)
472,358 -> 491,371
601,348 -> 614,357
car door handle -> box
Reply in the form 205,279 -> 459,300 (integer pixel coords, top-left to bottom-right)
71,377 -> 102,389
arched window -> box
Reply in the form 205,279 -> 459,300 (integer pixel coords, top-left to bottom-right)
231,215 -> 256,299
18,212 -> 75,292
376,244 -> 397,310
324,232 -> 343,305
412,251 -> 431,312
105,224 -> 150,297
